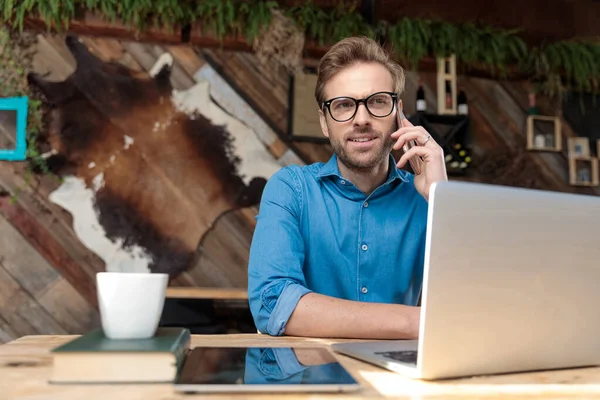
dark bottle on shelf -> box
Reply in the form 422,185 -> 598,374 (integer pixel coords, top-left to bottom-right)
445,81 -> 453,110
457,87 -> 468,115
416,78 -> 426,112
527,92 -> 540,116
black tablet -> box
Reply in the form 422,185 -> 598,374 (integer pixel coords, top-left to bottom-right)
173,346 -> 361,393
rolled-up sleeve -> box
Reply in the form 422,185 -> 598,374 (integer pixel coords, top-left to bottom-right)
247,167 -> 312,336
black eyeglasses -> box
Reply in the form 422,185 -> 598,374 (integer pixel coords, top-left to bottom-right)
321,91 -> 398,122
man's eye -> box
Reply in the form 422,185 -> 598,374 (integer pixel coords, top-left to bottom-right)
334,101 -> 353,110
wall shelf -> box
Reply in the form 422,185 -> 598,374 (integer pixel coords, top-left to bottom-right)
569,157 -> 599,187
436,55 -> 457,115
407,112 -> 470,175
567,138 -> 598,186
526,115 -> 562,152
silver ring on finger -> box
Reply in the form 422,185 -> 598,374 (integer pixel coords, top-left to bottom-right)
422,135 -> 431,145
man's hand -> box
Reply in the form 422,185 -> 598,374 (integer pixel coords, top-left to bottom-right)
391,117 -> 448,201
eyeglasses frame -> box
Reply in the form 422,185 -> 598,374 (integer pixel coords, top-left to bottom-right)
321,91 -> 400,122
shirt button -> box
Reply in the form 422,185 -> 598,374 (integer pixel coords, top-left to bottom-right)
361,286 -> 368,294
340,180 -> 346,185
363,202 -> 368,208
361,244 -> 368,251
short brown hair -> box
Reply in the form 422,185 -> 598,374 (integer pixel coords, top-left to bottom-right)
314,36 -> 406,106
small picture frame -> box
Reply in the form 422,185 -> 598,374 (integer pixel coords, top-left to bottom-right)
287,68 -> 328,143
567,137 -> 590,158
0,96 -> 28,161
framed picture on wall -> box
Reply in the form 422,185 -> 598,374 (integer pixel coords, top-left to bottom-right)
568,137 -> 590,158
287,68 -> 329,143
0,96 -> 28,161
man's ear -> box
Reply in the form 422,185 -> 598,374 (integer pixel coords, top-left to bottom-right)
318,109 -> 329,139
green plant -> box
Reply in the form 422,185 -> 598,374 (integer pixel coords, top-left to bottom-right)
0,0 -> 598,101
526,39 -> 600,100
388,18 -> 527,76
0,25 -> 49,176
286,1 -> 374,46
238,1 -> 277,43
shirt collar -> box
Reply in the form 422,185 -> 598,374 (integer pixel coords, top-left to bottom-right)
316,153 -> 409,184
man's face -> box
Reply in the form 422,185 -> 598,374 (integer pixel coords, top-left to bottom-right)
318,62 -> 398,172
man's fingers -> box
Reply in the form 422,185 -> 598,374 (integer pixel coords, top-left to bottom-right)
391,126 -> 418,139
392,129 -> 435,150
397,145 -> 431,168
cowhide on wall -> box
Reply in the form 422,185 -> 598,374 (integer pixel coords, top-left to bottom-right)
28,35 -> 284,276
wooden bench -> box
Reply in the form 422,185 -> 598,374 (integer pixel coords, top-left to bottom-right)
161,287 -> 253,334
165,287 -> 248,300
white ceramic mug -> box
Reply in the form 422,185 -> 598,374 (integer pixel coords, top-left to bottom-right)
96,272 -> 169,339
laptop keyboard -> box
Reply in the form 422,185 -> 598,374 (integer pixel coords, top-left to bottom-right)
374,350 -> 418,364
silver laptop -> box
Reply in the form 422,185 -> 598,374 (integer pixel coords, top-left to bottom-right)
332,180 -> 600,380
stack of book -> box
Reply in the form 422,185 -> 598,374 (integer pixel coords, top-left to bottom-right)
49,327 -> 190,384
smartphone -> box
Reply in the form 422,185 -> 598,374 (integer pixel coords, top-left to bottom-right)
396,109 -> 423,175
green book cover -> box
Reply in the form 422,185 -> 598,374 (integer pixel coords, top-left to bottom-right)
52,327 -> 190,354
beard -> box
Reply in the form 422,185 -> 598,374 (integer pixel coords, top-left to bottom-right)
328,121 -> 397,173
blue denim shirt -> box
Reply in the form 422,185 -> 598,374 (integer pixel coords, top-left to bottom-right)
247,153 -> 428,335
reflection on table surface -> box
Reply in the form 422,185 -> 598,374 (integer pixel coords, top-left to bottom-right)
177,346 -> 358,385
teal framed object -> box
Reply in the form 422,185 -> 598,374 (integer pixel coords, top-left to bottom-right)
0,96 -> 28,161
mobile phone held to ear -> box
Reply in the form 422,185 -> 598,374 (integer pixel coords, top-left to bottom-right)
396,110 -> 424,175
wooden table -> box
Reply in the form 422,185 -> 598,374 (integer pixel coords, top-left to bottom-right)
2,334 -> 600,399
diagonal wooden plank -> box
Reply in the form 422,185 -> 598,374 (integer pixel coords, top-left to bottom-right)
121,41 -> 195,91
16,298 -> 69,335
0,228 -> 95,335
31,34 -> 76,81
37,279 -> 99,334
80,36 -> 144,73
0,240 -> 87,335
202,49 -> 288,134
0,314 -> 18,344
165,44 -> 206,77
0,210 -> 60,298
0,195 -> 99,308
0,257 -> 30,316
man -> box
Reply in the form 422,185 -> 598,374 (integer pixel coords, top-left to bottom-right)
247,36 -> 448,339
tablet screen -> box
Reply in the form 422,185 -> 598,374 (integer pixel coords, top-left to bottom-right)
175,346 -> 359,391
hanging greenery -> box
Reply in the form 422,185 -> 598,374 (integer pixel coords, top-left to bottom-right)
285,1 -> 376,46
525,39 -> 600,99
0,0 -> 598,99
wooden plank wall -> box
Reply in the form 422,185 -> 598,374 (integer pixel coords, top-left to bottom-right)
0,207 -> 99,343
1,32 -> 599,343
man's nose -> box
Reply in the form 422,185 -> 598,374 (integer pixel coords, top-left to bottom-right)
353,103 -> 371,126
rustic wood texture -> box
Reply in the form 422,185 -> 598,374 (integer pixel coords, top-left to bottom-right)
3,333 -> 600,399
0,195 -> 99,308
0,163 -> 105,287
201,48 -> 334,165
0,213 -> 99,344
